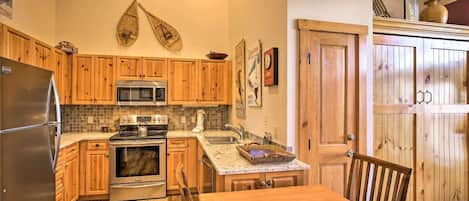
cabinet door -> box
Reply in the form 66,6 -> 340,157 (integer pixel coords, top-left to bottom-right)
94,56 -> 116,105
72,55 -> 94,104
225,174 -> 265,192
265,171 -> 304,188
53,49 -> 70,104
168,59 -> 198,104
85,150 -> 109,195
64,157 -> 79,201
32,41 -> 52,69
142,57 -> 167,80
421,39 -> 469,201
117,56 -> 142,80
167,147 -> 189,191
55,157 -> 65,201
198,60 -> 225,103
2,26 -> 32,64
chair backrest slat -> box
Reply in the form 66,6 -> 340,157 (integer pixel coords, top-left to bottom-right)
176,162 -> 194,201
346,153 -> 412,201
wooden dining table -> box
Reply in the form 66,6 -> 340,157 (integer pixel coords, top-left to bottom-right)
198,185 -> 349,201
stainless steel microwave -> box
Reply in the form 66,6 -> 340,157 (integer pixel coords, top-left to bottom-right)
116,80 -> 167,106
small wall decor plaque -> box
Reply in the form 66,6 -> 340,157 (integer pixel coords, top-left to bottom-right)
263,48 -> 278,87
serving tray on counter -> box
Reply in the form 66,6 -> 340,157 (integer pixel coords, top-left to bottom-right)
236,144 -> 296,164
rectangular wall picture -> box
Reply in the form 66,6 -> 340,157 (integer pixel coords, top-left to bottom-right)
246,40 -> 262,107
263,48 -> 278,86
235,39 -> 246,118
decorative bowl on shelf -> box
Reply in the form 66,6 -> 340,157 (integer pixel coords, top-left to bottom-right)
206,51 -> 228,60
236,144 -> 296,164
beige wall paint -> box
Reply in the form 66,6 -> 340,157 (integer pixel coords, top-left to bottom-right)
55,0 -> 229,58
287,0 -> 373,153
228,0 -> 288,145
0,0 -> 56,44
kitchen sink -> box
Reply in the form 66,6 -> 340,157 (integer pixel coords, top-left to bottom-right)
205,136 -> 240,144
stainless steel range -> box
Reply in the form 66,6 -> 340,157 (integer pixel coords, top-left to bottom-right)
109,115 -> 168,201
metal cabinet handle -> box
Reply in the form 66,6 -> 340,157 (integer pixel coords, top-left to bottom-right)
424,90 -> 433,104
346,149 -> 354,158
416,90 -> 424,104
347,134 -> 356,141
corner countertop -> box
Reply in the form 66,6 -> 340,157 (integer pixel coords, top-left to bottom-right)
60,130 -> 310,175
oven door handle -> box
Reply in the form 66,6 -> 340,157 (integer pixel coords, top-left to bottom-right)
110,140 -> 166,146
111,182 -> 165,189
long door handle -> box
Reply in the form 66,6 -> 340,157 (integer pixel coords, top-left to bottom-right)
416,90 -> 424,104
424,90 -> 433,104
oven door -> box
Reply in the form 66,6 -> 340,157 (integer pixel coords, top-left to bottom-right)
110,139 -> 166,184
117,87 -> 155,105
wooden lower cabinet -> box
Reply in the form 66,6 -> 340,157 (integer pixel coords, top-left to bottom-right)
217,171 -> 306,192
80,140 -> 110,196
167,138 -> 197,192
56,143 -> 79,201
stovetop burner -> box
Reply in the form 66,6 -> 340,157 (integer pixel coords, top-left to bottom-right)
111,114 -> 169,141
109,132 -> 167,140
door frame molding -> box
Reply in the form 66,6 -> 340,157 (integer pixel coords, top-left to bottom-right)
297,19 -> 369,159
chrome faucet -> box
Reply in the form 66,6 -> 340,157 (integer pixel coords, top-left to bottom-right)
224,124 -> 245,140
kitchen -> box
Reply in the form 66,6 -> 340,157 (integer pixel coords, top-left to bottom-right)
1,0 -> 468,201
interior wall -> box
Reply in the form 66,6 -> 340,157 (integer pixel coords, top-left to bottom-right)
55,0 -> 230,58
0,0 -> 56,44
286,0 -> 373,153
228,0 -> 288,146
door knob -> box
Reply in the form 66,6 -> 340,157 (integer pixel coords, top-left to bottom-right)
346,149 -> 354,158
347,134 -> 356,141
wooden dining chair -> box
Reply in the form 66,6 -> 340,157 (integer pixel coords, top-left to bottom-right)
346,153 -> 412,201
175,162 -> 198,201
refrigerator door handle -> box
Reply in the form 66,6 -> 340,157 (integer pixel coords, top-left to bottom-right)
48,78 -> 62,171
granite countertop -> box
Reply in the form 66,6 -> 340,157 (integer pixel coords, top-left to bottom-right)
60,130 -> 310,175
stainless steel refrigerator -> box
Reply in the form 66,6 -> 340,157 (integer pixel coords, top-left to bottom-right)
0,57 -> 62,201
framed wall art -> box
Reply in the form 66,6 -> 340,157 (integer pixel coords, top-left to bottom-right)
246,40 -> 262,107
263,47 -> 278,86
235,39 -> 246,118
0,0 -> 12,18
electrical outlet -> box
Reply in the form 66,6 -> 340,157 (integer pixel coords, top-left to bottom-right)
87,116 -> 94,124
286,146 -> 293,152
181,116 -> 186,124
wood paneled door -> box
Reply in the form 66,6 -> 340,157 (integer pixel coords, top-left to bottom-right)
298,19 -> 368,196
373,34 -> 423,201
373,34 -> 469,201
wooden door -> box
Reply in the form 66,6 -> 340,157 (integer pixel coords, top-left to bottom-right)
198,60 -> 225,103
64,157 -> 79,201
32,41 -> 52,69
299,30 -> 360,195
117,56 -> 142,80
142,57 -> 167,80
167,147 -> 189,191
2,26 -> 32,64
85,150 -> 109,195
94,56 -> 115,104
72,55 -> 94,104
53,49 -> 71,105
421,38 -> 469,201
373,34 -> 424,201
168,59 -> 198,104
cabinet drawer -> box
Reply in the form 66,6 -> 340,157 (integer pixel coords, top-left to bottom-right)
87,141 -> 108,150
168,139 -> 188,148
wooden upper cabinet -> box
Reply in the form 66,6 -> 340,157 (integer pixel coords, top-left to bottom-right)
72,55 -> 116,105
142,57 -> 167,80
199,60 -> 231,104
52,49 -> 71,105
72,55 -> 94,104
32,40 -> 52,69
117,56 -> 141,80
2,26 -> 32,64
168,59 -> 198,104
94,56 -> 116,104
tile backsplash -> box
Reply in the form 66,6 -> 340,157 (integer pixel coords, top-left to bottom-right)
61,105 -> 230,132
